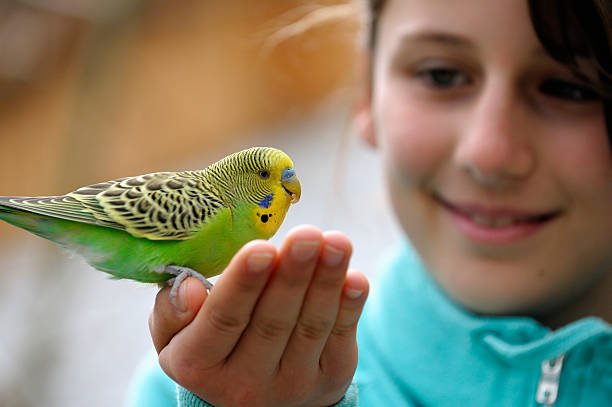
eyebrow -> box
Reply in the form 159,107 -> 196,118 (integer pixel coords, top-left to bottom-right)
395,30 -> 476,51
391,28 -> 551,63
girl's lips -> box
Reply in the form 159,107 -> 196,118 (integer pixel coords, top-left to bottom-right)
433,194 -> 561,244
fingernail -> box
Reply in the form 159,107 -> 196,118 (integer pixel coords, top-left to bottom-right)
322,245 -> 344,267
344,288 -> 363,299
175,281 -> 189,312
247,252 -> 274,272
291,240 -> 320,262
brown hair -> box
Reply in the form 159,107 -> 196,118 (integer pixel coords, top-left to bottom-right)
364,0 -> 612,134
528,0 -> 611,134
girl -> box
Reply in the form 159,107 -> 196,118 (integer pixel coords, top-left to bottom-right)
130,0 -> 612,405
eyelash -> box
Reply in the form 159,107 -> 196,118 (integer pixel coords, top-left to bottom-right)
539,79 -> 601,102
414,67 -> 470,89
412,66 -> 602,103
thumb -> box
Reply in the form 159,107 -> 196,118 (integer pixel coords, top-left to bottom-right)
149,277 -> 208,354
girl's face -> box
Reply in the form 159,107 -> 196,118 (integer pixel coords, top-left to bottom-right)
360,0 -> 612,317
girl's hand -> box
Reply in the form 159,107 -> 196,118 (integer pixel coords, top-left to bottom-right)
149,225 -> 369,407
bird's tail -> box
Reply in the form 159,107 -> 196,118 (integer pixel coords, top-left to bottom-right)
0,205 -> 55,240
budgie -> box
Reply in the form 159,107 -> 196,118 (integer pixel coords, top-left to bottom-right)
0,147 -> 300,298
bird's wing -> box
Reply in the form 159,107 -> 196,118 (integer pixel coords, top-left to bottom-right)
69,171 -> 227,240
0,194 -> 110,226
0,172 -> 227,240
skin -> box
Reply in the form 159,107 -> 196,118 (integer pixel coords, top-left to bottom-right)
356,0 -> 612,326
150,0 -> 611,404
149,226 -> 369,407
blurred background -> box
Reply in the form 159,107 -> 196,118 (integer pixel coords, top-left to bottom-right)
0,1 -> 399,405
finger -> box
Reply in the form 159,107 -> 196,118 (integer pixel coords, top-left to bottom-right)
165,240 -> 276,369
149,277 -> 208,354
231,225 -> 323,374
319,270 -> 369,378
281,231 -> 352,370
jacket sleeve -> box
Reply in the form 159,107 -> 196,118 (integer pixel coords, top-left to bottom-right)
177,381 -> 359,407
125,350 -> 178,407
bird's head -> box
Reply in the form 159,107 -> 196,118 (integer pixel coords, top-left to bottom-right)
213,146 -> 300,239
247,147 -> 300,207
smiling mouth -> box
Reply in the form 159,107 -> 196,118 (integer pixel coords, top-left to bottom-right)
433,193 -> 561,228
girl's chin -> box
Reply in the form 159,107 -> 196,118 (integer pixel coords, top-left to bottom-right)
427,263 -> 555,316
442,286 -> 542,316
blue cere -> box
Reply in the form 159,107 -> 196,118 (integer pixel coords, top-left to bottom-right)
281,168 -> 295,182
258,193 -> 274,208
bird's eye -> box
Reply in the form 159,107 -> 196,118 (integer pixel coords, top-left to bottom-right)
258,169 -> 270,179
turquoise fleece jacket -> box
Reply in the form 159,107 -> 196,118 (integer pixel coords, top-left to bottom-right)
356,242 -> 612,406
126,242 -> 612,406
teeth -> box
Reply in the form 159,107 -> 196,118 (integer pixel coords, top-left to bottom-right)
469,214 -> 518,227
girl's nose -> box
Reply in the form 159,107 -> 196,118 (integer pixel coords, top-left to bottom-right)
453,81 -> 536,188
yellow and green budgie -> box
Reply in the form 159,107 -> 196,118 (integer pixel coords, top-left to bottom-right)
0,147 -> 300,298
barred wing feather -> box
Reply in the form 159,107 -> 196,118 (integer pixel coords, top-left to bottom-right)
0,171 -> 226,240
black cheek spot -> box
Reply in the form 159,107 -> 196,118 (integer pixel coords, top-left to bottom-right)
260,214 -> 269,223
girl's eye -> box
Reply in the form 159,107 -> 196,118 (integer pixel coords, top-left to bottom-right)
416,67 -> 469,89
258,169 -> 270,179
539,79 -> 601,102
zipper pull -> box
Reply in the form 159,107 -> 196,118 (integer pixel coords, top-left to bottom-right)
536,354 -> 565,407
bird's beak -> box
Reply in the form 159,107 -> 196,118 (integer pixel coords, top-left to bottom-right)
281,168 -> 301,204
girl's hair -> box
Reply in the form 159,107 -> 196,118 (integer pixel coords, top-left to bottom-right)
364,0 -> 612,135
528,0 -> 611,134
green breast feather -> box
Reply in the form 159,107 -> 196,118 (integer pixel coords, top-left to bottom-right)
0,147 -> 301,284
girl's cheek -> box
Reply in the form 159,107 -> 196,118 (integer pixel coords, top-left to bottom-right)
545,118 -> 612,192
377,97 -> 452,181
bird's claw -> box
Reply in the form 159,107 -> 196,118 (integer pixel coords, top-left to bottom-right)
161,265 -> 213,306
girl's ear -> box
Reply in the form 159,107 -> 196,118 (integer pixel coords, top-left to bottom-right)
353,52 -> 377,148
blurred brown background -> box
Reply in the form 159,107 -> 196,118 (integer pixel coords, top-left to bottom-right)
0,2 -> 398,407
0,0 -> 360,239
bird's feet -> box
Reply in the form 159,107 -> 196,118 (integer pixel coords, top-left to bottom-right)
158,265 -> 214,306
